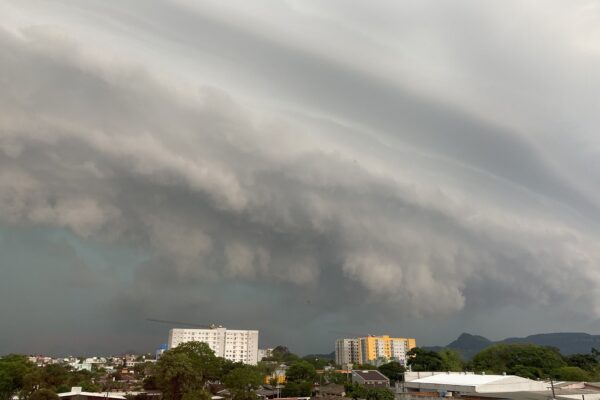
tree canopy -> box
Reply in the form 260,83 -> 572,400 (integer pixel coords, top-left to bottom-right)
0,355 -> 35,400
285,361 -> 316,383
345,383 -> 394,400
471,344 -> 566,378
223,366 -> 263,400
154,350 -> 205,400
377,362 -> 405,383
407,348 -> 445,372
153,342 -> 266,400
28,389 -> 59,400
264,346 -> 299,364
438,349 -> 464,372
281,381 -> 312,397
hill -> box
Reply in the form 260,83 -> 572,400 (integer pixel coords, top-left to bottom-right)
425,332 -> 600,359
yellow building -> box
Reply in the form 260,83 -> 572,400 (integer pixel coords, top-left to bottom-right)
264,373 -> 286,384
336,335 -> 416,367
360,335 -> 416,363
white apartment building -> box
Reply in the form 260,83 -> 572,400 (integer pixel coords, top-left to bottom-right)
168,327 -> 259,365
258,348 -> 273,361
335,338 -> 360,366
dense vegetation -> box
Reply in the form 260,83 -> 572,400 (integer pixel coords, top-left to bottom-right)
3,341 -> 599,400
153,342 -> 264,400
407,344 -> 600,381
345,383 -> 394,400
0,355 -> 100,400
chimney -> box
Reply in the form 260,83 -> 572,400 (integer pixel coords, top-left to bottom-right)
72,387 -> 82,393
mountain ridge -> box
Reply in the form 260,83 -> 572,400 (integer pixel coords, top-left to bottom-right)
423,332 -> 600,359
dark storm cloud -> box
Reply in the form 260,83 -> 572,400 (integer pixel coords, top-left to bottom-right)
1,1 -> 600,354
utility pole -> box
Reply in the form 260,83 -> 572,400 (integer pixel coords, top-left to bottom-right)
549,378 -> 556,399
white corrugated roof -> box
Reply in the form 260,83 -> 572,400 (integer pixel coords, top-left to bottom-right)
58,392 -> 126,399
409,374 -> 519,386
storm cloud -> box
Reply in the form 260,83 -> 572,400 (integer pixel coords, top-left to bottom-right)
1,0 -> 600,355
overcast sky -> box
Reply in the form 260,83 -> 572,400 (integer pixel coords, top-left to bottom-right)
1,0 -> 600,356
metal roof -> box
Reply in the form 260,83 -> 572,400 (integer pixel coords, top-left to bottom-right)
353,370 -> 389,381
408,374 -> 525,386
58,392 -> 126,400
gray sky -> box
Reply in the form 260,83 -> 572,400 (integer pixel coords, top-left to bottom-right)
1,0 -> 600,356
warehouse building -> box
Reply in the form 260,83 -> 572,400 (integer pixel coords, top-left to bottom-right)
403,372 -> 549,394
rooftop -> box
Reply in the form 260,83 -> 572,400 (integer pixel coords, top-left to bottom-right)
57,387 -> 126,400
408,374 -> 518,386
353,370 -> 389,381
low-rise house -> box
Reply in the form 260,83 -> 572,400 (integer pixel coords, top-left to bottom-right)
69,362 -> 92,372
352,370 -> 390,388
255,387 -> 278,399
318,383 -> 346,397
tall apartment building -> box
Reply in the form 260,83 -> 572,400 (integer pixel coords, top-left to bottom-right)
168,327 -> 259,365
335,338 -> 361,366
335,335 -> 416,367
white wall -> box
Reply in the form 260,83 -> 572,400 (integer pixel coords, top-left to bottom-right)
167,327 -> 259,365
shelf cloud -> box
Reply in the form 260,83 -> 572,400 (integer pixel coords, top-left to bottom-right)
1,0 -> 600,354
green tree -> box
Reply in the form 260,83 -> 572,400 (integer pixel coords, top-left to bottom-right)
285,361 -> 316,383
169,342 -> 220,382
471,344 -> 566,378
368,388 -> 394,400
143,375 -> 159,391
28,389 -> 59,400
154,342 -> 227,400
345,383 -> 393,400
223,366 -> 262,400
377,362 -> 405,384
266,347 -> 299,364
553,367 -> 590,381
301,356 -> 331,370
65,370 -> 100,393
407,348 -> 444,372
0,355 -> 36,400
565,354 -> 599,372
352,364 -> 377,370
438,349 -> 464,372
509,365 -> 542,380
321,371 -> 347,384
29,366 -> 101,394
215,359 -> 240,379
24,366 -> 55,392
255,362 -> 275,376
281,381 -> 312,397
345,383 -> 368,400
154,351 -> 203,400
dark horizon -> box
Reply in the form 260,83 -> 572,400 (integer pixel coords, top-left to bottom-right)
2,1 -> 600,356
9,330 -> 600,359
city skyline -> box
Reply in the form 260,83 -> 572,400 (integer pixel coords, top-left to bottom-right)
2,1 -> 600,356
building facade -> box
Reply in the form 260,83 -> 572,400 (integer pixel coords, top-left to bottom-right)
335,338 -> 361,366
335,335 -> 416,367
352,370 -> 390,388
168,327 -> 259,365
258,348 -> 273,361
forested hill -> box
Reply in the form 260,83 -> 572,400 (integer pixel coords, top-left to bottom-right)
425,332 -> 600,359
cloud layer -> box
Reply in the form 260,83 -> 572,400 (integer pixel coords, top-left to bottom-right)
1,0 -> 600,354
